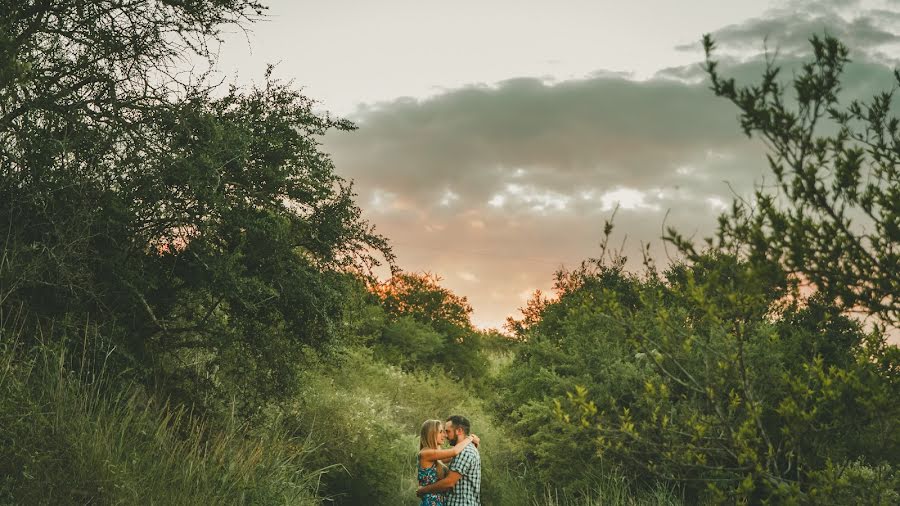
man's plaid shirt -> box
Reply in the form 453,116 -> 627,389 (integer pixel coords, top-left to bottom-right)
447,443 -> 481,506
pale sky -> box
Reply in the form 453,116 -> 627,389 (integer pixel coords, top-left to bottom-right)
216,0 -> 773,114
215,0 -> 900,329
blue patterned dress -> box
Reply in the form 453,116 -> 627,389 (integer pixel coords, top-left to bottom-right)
418,455 -> 445,506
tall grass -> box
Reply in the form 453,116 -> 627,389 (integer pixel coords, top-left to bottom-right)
530,476 -> 682,506
0,322 -> 684,505
0,330 -> 322,505
276,348 -> 681,506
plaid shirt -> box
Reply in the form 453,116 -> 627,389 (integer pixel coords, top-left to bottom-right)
446,443 -> 481,506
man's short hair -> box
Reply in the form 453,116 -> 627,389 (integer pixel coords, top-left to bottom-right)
446,415 -> 471,435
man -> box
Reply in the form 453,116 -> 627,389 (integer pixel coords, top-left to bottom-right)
416,414 -> 481,505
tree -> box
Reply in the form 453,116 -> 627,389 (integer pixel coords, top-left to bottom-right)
503,289 -> 550,341
548,253 -> 899,503
543,36 -> 900,503
0,1 -> 393,404
371,272 -> 487,380
492,261 -> 653,490
373,272 -> 474,332
669,35 -> 898,331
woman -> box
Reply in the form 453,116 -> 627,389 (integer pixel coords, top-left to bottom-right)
417,419 -> 478,506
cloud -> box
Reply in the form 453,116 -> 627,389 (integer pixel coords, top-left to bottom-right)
327,74 -> 764,210
457,271 -> 479,283
677,0 -> 900,64
323,72 -> 771,327
322,0 -> 900,328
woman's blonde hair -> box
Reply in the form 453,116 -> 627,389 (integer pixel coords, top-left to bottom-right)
419,419 -> 443,450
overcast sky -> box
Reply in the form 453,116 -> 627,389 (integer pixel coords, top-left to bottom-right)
216,0 -> 900,329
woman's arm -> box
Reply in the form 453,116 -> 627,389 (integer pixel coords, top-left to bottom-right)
419,435 -> 475,464
438,434 -> 479,464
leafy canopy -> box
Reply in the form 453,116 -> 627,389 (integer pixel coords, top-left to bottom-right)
0,0 -> 393,403
669,35 -> 899,331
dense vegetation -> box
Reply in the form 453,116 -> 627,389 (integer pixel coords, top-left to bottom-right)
0,1 -> 897,505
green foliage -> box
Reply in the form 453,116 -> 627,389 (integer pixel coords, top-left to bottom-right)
379,316 -> 446,367
0,0 -> 393,408
494,262 -> 667,492
375,272 -> 474,332
271,348 -> 532,505
670,34 -> 899,329
497,247 -> 898,503
372,272 -> 489,382
551,253 -> 899,503
806,460 -> 900,506
0,336 -> 321,505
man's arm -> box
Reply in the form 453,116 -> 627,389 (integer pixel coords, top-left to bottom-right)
416,471 -> 461,496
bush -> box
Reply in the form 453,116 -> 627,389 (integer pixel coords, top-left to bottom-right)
371,272 -> 489,382
377,316 -> 445,368
548,254 -> 900,503
493,263 -> 654,490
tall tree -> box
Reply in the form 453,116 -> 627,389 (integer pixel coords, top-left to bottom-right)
669,35 -> 898,331
0,1 -> 393,401
544,36 -> 900,503
372,272 -> 488,380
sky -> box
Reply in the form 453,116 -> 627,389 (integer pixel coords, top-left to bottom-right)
215,0 -> 900,329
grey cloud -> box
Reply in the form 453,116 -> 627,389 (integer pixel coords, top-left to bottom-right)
322,1 -> 900,328
663,56 -> 896,102
712,14 -> 898,54
679,0 -> 900,61
323,71 -> 773,328
328,55 -> 894,220
326,74 -> 760,213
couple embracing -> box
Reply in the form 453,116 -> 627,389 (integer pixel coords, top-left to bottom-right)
416,415 -> 481,506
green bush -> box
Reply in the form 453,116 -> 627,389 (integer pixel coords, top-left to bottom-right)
493,264 -> 654,490
545,255 -> 899,503
371,273 -> 489,382
377,316 -> 445,368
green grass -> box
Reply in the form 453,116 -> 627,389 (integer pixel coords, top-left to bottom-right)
0,337 -> 322,505
0,328 -> 683,505
530,476 -> 683,506
275,348 -> 681,505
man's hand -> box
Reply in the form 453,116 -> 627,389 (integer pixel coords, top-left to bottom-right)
417,471 -> 462,496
